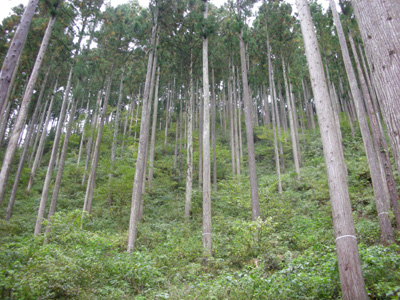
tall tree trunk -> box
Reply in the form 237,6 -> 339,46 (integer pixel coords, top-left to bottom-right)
44,99 -> 77,234
282,59 -> 300,180
198,92 -> 203,189
0,101 -> 12,146
81,90 -> 102,185
330,0 -> 394,243
296,1 -> 368,298
233,66 -> 241,177
34,65 -> 73,236
107,67 -> 125,206
227,71 -> 236,175
185,54 -> 194,221
352,0 -> 400,178
238,20 -> 260,220
127,14 -> 158,252
211,68 -> 217,191
148,66 -> 160,188
83,66 -> 114,214
77,97 -> 91,165
348,32 -> 400,229
5,97 -> 41,220
202,0 -> 212,258
0,16 -> 56,205
0,0 -> 40,113
27,79 -> 57,192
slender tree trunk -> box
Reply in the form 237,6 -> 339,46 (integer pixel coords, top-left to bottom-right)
27,80 -> 56,194
44,99 -> 77,234
211,68 -> 217,191
296,1 -> 368,298
202,0 -> 212,258
83,66 -> 114,214
276,80 -> 285,173
77,98 -> 91,165
239,23 -> 260,220
107,67 -> 125,206
227,71 -> 235,175
0,16 -> 56,205
34,65 -> 72,236
5,98 -> 41,220
330,0 -> 394,243
0,0 -> 40,113
82,91 -> 102,185
233,66 -> 241,177
0,101 -> 12,146
352,0 -> 400,178
198,93 -> 203,189
148,66 -> 160,188
348,32 -> 400,229
127,14 -> 158,252
185,54 -> 194,221
282,59 -> 300,180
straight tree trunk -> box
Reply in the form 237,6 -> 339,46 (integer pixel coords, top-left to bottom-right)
0,101 -> 12,146
351,0 -> 400,178
83,66 -> 114,214
82,90 -> 102,185
185,54 -> 194,221
34,65 -> 73,235
0,16 -> 56,205
5,96 -> 41,220
0,0 -> 40,113
202,0 -> 212,258
233,66 -> 241,177
296,1 -> 368,298
348,32 -> 400,229
227,72 -> 236,175
127,14 -> 158,252
77,97 -> 91,165
44,99 -> 77,234
107,67 -> 125,206
330,0 -> 394,244
238,21 -> 260,220
211,68 -> 217,191
282,59 -> 300,180
148,66 -> 160,188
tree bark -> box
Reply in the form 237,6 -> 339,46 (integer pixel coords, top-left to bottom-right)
127,13 -> 158,252
202,0 -> 212,258
34,65 -> 73,236
185,54 -> 194,221
330,0 -> 394,244
348,32 -> 400,229
239,22 -> 260,220
148,66 -> 160,188
0,0 -> 40,113
296,1 -> 368,298
44,99 -> 77,234
352,0 -> 400,179
83,66 -> 114,214
0,16 -> 56,205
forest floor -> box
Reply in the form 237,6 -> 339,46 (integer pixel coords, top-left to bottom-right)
1,119 -> 400,299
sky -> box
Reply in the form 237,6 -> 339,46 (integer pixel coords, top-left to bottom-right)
0,0 -> 331,24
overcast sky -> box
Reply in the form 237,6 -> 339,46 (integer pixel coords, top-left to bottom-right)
0,0 -> 330,25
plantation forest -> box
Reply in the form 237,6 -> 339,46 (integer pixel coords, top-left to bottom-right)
1,0 -> 400,298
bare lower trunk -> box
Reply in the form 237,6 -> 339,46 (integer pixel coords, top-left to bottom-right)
202,0 -> 212,258
127,16 -> 158,252
0,0 -> 40,113
296,1 -> 368,298
239,25 -> 260,220
44,99 -> 77,234
83,67 -> 114,214
148,66 -> 160,188
348,32 -> 400,229
0,16 -> 55,205
34,65 -> 72,235
185,55 -> 194,221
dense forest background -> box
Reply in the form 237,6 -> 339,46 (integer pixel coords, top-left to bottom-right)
0,0 -> 400,299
